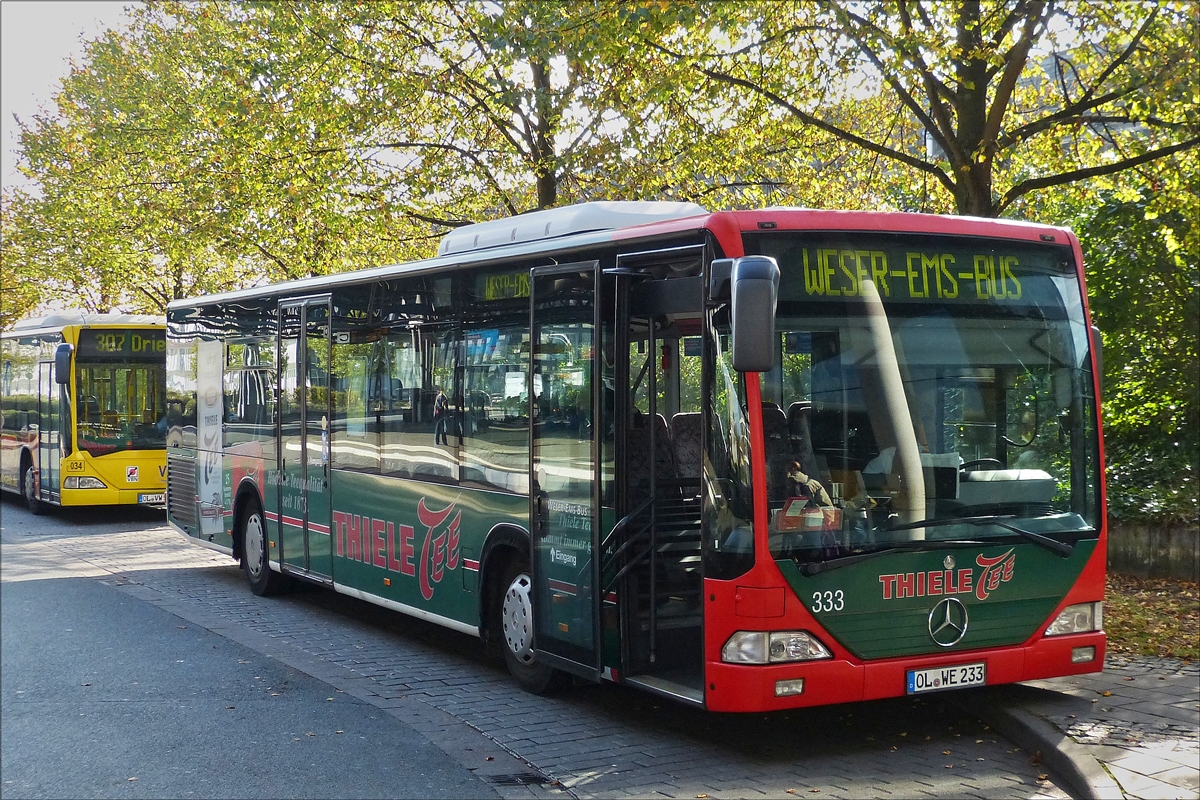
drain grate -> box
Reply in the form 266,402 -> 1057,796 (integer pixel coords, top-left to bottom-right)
484,772 -> 552,786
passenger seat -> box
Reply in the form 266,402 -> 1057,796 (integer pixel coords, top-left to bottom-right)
670,412 -> 703,481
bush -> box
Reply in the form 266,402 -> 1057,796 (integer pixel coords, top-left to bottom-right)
1077,194 -> 1199,524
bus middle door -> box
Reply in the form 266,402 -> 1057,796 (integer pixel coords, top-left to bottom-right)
529,262 -> 602,680
278,298 -> 333,582
37,362 -> 60,503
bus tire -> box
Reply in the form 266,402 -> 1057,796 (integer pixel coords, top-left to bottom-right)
496,556 -> 568,695
241,498 -> 286,597
22,460 -> 45,516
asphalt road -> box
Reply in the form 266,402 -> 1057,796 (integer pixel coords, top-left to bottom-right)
0,502 -> 496,799
0,497 -> 1068,799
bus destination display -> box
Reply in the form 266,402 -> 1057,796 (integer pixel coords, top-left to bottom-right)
77,329 -> 166,359
759,235 -> 1075,306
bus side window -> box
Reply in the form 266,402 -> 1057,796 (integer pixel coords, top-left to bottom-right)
330,338 -> 379,473
379,325 -> 459,483
461,325 -> 528,492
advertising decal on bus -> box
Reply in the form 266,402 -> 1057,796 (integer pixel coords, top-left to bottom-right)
331,497 -> 462,601
876,549 -> 1016,600
197,340 -> 224,535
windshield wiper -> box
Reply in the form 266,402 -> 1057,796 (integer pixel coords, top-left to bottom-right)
797,537 -> 994,576
882,514 -> 1076,557
796,513 -> 1082,576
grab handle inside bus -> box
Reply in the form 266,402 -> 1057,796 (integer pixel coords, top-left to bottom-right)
729,255 -> 780,373
54,344 -> 73,385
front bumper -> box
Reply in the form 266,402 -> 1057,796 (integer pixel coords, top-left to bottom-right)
704,631 -> 1106,712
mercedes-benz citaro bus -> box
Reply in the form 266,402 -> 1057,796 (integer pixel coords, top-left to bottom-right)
165,202 -> 1105,711
2,313 -> 167,514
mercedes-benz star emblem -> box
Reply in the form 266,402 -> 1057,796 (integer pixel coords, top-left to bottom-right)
928,597 -> 969,647
943,554 -> 955,570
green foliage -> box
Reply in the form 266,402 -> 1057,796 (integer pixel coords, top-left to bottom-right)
0,193 -> 47,329
1077,192 -> 1198,523
2,0 -> 1196,522
674,0 -> 1199,216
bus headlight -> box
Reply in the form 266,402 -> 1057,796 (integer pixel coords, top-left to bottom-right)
721,631 -> 832,664
1045,602 -> 1103,636
64,476 -> 107,489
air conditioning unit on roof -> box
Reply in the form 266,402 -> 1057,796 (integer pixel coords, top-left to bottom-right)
436,201 -> 709,257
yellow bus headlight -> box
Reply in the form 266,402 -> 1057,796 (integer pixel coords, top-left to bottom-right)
64,476 -> 107,489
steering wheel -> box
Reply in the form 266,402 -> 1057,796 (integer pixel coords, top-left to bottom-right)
960,458 -> 1003,472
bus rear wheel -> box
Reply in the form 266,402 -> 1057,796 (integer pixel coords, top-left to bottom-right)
496,556 -> 568,695
22,461 -> 45,516
241,498 -> 286,596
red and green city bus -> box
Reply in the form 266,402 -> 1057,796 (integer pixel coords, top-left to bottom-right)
165,202 -> 1106,711
2,313 -> 167,513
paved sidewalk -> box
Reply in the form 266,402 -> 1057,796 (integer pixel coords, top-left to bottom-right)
970,656 -> 1199,800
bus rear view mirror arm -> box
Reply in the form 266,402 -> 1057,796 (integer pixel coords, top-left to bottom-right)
730,255 -> 780,373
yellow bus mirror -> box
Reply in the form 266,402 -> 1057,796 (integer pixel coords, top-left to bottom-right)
54,343 -> 73,385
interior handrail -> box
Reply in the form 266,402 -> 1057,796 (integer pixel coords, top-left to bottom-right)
601,513 -> 654,572
600,498 -> 653,551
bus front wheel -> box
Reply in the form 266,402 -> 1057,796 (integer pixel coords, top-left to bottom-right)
496,556 -> 568,695
22,461 -> 45,516
241,498 -> 286,596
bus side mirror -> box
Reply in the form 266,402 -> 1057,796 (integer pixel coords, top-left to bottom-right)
54,344 -> 73,385
709,258 -> 734,301
1090,325 -> 1103,400
731,256 -> 780,373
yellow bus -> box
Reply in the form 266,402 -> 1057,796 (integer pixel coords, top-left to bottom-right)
1,313 -> 167,514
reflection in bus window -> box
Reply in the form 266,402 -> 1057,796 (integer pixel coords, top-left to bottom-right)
703,328 -> 755,580
462,325 -> 529,492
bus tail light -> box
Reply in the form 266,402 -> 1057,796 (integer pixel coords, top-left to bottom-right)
1045,602 -> 1103,636
64,476 -> 107,489
722,631 -> 832,664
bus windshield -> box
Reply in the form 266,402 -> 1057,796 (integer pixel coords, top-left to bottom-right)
743,232 -> 1102,564
75,328 -> 166,456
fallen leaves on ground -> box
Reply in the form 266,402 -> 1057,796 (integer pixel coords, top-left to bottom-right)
1105,574 -> 1198,661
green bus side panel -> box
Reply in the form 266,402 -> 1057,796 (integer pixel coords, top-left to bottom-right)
222,443 -> 276,551
776,539 -> 1097,660
329,469 -> 527,626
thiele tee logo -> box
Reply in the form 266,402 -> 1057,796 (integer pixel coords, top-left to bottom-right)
878,549 -> 1016,601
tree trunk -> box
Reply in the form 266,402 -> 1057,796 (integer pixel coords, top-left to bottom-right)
531,58 -> 557,209
954,165 -> 995,217
952,0 -> 995,217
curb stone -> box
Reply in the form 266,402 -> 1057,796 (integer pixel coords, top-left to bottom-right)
952,686 -> 1124,800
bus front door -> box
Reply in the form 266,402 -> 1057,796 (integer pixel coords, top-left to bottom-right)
278,298 -> 333,582
610,245 -> 707,703
529,263 -> 602,680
